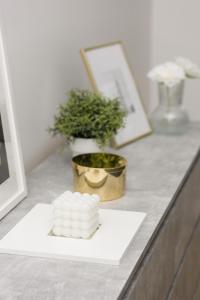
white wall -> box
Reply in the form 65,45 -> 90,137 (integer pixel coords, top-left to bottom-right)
151,0 -> 200,120
0,0 -> 152,171
1,1 -> 199,171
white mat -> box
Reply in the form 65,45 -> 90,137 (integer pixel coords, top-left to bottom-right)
0,204 -> 146,265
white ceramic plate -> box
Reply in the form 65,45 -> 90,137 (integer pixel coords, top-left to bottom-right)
0,203 -> 146,265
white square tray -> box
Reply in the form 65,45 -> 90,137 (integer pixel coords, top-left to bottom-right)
0,204 -> 146,265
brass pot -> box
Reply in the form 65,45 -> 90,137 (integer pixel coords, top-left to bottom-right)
72,153 -> 127,201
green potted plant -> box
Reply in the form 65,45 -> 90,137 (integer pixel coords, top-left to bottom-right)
49,89 -> 126,156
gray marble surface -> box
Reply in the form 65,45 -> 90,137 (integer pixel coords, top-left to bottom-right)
0,124 -> 200,300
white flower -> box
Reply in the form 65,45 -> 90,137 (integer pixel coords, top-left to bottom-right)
148,62 -> 185,87
175,57 -> 200,78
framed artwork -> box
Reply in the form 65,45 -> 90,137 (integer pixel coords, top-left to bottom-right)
0,27 -> 27,219
80,41 -> 152,147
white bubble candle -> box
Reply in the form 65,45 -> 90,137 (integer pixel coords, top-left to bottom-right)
52,191 -> 100,239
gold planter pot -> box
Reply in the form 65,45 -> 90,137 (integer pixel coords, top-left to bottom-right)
72,153 -> 127,201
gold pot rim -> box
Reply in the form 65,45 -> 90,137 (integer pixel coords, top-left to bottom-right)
72,152 -> 127,171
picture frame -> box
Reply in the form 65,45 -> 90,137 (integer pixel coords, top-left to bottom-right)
80,41 -> 152,148
0,27 -> 27,220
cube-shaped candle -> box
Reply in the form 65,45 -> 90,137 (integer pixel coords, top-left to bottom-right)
52,191 -> 100,239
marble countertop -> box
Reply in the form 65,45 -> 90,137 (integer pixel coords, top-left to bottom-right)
0,124 -> 200,300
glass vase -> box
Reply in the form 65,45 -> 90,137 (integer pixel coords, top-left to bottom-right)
151,81 -> 189,135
